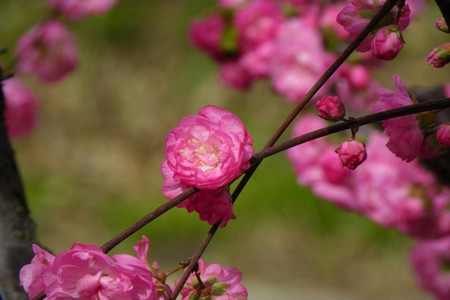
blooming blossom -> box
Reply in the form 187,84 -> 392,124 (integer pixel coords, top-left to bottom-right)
411,237 -> 450,300
372,75 -> 423,162
177,259 -> 248,300
162,105 -> 253,226
15,20 -> 78,83
47,0 -> 118,21
3,78 -> 38,139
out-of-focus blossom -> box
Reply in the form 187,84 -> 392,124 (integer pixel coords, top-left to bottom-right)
177,259 -> 247,300
3,78 -> 38,139
240,42 -> 274,78
336,0 -> 410,52
47,0 -> 118,21
271,20 -> 331,102
219,60 -> 253,90
411,237 -> 450,300
335,140 -> 367,170
219,0 -> 247,9
315,95 -> 346,121
15,20 -> 78,83
437,124 -> 450,147
371,26 -> 404,60
320,4 -> 349,40
427,43 -> 450,68
373,75 -> 423,162
177,189 -> 235,227
234,0 -> 284,51
435,17 -> 449,33
19,245 -> 54,299
420,135 -> 445,159
189,15 -> 226,60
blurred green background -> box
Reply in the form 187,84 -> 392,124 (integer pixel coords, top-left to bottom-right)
2,0 -> 450,299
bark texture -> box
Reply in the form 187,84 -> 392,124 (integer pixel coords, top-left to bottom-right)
0,73 -> 36,299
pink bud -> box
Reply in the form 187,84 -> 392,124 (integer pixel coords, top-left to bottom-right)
435,17 -> 449,33
315,96 -> 346,121
371,26 -> 404,60
420,135 -> 444,159
437,124 -> 450,147
335,140 -> 367,170
427,43 -> 450,68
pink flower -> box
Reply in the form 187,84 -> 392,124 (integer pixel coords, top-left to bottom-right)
427,43 -> 450,68
420,135 -> 445,159
371,26 -> 404,60
411,237 -> 450,300
336,0 -> 410,52
240,42 -> 274,78
335,140 -> 367,170
218,60 -> 253,90
19,244 -> 55,299
437,124 -> 450,147
315,95 -> 346,121
162,105 -> 253,193
219,0 -> 247,9
47,0 -> 118,21
3,78 -> 38,139
177,259 -> 247,300
373,75 -> 423,162
15,20 -> 78,83
320,4 -> 349,40
43,243 -> 158,299
189,15 -> 226,60
270,20 -> 331,102
177,189 -> 235,227
234,0 -> 284,51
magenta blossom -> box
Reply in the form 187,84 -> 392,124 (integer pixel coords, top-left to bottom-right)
315,95 -> 346,121
372,75 -> 423,162
189,14 -> 226,60
162,105 -> 253,193
19,245 -> 55,299
177,259 -> 248,300
411,237 -> 450,300
3,78 -> 38,139
47,0 -> 118,21
177,189 -> 235,227
219,60 -> 253,90
234,0 -> 284,51
15,20 -> 78,83
371,26 -> 404,60
420,135 -> 445,159
219,0 -> 247,9
336,0 -> 410,52
435,17 -> 449,33
437,124 -> 450,147
335,140 -> 367,170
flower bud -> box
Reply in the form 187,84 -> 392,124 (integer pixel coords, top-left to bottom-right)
315,96 -> 346,121
427,43 -> 450,68
420,135 -> 444,159
335,140 -> 367,170
435,17 -> 449,33
371,26 -> 404,60
437,124 -> 450,147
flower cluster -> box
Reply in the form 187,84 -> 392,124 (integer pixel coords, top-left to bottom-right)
2,0 -> 119,139
287,115 -> 450,238
162,105 -> 253,227
189,0 -> 424,105
20,236 -> 247,300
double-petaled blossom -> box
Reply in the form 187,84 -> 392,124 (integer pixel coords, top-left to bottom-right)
371,25 -> 404,60
20,237 -> 160,300
437,124 -> 450,147
411,237 -> 450,300
15,20 -> 78,83
3,78 -> 38,139
335,140 -> 367,170
177,259 -> 248,300
315,95 -> 346,121
47,0 -> 118,21
336,0 -> 410,53
162,105 -> 253,226
189,14 -> 227,60
372,75 -> 423,162
427,43 -> 450,68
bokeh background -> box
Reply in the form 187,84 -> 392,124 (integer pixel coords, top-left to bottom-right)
2,0 -> 450,299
